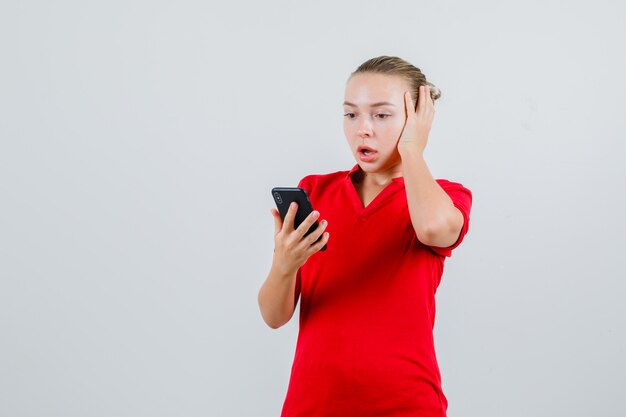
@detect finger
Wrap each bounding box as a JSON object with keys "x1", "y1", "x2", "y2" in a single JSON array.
[
  {"x1": 418, "y1": 85, "x2": 426, "y2": 112},
  {"x1": 403, "y1": 92, "x2": 417, "y2": 127},
  {"x1": 294, "y1": 209, "x2": 321, "y2": 239},
  {"x1": 270, "y1": 207, "x2": 283, "y2": 235},
  {"x1": 307, "y1": 229, "x2": 330, "y2": 255},
  {"x1": 404, "y1": 91, "x2": 408, "y2": 113},
  {"x1": 404, "y1": 91, "x2": 414, "y2": 118},
  {"x1": 304, "y1": 218, "x2": 327, "y2": 246},
  {"x1": 426, "y1": 85, "x2": 434, "y2": 109},
  {"x1": 426, "y1": 85, "x2": 435, "y2": 117},
  {"x1": 283, "y1": 201, "x2": 298, "y2": 232}
]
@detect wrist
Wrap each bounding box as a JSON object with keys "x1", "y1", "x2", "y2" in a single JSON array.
[
  {"x1": 398, "y1": 144, "x2": 424, "y2": 159},
  {"x1": 270, "y1": 259, "x2": 298, "y2": 281}
]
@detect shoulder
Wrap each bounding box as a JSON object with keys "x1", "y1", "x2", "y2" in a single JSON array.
[
  {"x1": 298, "y1": 168, "x2": 350, "y2": 191},
  {"x1": 435, "y1": 178, "x2": 473, "y2": 215},
  {"x1": 435, "y1": 178, "x2": 472, "y2": 199},
  {"x1": 435, "y1": 178, "x2": 471, "y2": 192}
]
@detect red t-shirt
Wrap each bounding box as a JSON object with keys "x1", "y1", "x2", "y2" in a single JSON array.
[{"x1": 280, "y1": 164, "x2": 472, "y2": 417}]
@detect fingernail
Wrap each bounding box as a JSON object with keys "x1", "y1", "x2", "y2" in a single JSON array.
[{"x1": 312, "y1": 211, "x2": 319, "y2": 218}]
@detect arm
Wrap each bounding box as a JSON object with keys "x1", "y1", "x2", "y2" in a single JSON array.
[
  {"x1": 397, "y1": 85, "x2": 463, "y2": 248},
  {"x1": 258, "y1": 266, "x2": 299, "y2": 329},
  {"x1": 257, "y1": 203, "x2": 328, "y2": 329},
  {"x1": 398, "y1": 147, "x2": 464, "y2": 248}
]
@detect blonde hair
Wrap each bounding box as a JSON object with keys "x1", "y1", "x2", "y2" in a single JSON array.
[{"x1": 348, "y1": 55, "x2": 441, "y2": 108}]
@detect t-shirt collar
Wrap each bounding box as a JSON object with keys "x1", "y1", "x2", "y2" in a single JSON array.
[{"x1": 348, "y1": 163, "x2": 361, "y2": 177}]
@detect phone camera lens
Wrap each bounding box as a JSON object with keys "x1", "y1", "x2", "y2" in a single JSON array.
[{"x1": 274, "y1": 192, "x2": 283, "y2": 204}]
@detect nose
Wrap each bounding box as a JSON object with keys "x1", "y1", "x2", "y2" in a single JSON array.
[{"x1": 356, "y1": 116, "x2": 373, "y2": 137}]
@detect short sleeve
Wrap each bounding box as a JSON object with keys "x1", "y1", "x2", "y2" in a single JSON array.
[
  {"x1": 428, "y1": 179, "x2": 473, "y2": 257},
  {"x1": 297, "y1": 175, "x2": 311, "y2": 195}
]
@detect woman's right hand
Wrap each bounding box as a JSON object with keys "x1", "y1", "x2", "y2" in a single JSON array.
[{"x1": 270, "y1": 202, "x2": 329, "y2": 276}]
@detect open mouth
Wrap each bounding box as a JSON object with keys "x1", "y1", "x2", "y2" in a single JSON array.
[
  {"x1": 358, "y1": 146, "x2": 377, "y2": 155},
  {"x1": 357, "y1": 146, "x2": 378, "y2": 161}
]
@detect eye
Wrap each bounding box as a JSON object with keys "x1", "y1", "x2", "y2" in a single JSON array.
[
  {"x1": 376, "y1": 114, "x2": 391, "y2": 119},
  {"x1": 343, "y1": 113, "x2": 356, "y2": 119}
]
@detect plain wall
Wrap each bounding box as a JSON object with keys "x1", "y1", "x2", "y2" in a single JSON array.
[{"x1": 1, "y1": 0, "x2": 625, "y2": 416}]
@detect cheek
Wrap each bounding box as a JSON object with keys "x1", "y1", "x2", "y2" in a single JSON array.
[
  {"x1": 343, "y1": 122, "x2": 352, "y2": 138},
  {"x1": 392, "y1": 115, "x2": 406, "y2": 130},
  {"x1": 381, "y1": 119, "x2": 405, "y2": 142}
]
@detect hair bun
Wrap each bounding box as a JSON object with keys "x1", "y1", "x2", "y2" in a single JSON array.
[{"x1": 426, "y1": 82, "x2": 442, "y2": 101}]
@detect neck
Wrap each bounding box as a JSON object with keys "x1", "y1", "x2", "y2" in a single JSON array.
[{"x1": 355, "y1": 162, "x2": 403, "y2": 187}]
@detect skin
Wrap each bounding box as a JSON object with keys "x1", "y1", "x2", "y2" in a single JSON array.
[
  {"x1": 342, "y1": 71, "x2": 464, "y2": 247},
  {"x1": 260, "y1": 199, "x2": 327, "y2": 328},
  {"x1": 259, "y1": 70, "x2": 464, "y2": 328},
  {"x1": 343, "y1": 72, "x2": 408, "y2": 187}
]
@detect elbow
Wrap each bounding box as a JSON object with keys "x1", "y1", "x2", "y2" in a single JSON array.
[
  {"x1": 416, "y1": 228, "x2": 438, "y2": 247},
  {"x1": 257, "y1": 282, "x2": 296, "y2": 330},
  {"x1": 418, "y1": 209, "x2": 464, "y2": 247},
  {"x1": 263, "y1": 316, "x2": 287, "y2": 330},
  {"x1": 258, "y1": 297, "x2": 289, "y2": 330},
  {"x1": 262, "y1": 314, "x2": 282, "y2": 329},
  {"x1": 415, "y1": 219, "x2": 447, "y2": 247}
]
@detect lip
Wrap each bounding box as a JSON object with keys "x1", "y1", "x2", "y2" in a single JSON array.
[
  {"x1": 359, "y1": 152, "x2": 377, "y2": 162},
  {"x1": 357, "y1": 145, "x2": 378, "y2": 162},
  {"x1": 357, "y1": 145, "x2": 377, "y2": 153}
]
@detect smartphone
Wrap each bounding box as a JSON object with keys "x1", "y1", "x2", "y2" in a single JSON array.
[{"x1": 271, "y1": 187, "x2": 327, "y2": 251}]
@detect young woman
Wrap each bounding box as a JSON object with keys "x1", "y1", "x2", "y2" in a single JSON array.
[{"x1": 258, "y1": 55, "x2": 472, "y2": 417}]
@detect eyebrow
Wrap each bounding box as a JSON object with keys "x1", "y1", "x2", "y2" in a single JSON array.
[{"x1": 343, "y1": 101, "x2": 396, "y2": 108}]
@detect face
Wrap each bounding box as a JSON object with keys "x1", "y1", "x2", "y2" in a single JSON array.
[{"x1": 343, "y1": 72, "x2": 411, "y2": 175}]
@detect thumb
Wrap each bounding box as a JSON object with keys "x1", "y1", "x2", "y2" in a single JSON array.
[
  {"x1": 404, "y1": 91, "x2": 413, "y2": 116},
  {"x1": 270, "y1": 208, "x2": 283, "y2": 235}
]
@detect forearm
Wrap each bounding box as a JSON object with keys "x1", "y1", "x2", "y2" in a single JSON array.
[
  {"x1": 257, "y1": 265, "x2": 298, "y2": 329},
  {"x1": 399, "y1": 147, "x2": 459, "y2": 245}
]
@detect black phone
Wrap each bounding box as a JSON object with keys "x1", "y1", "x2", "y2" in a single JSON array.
[{"x1": 271, "y1": 187, "x2": 327, "y2": 251}]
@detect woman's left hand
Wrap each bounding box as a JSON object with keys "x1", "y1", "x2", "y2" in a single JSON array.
[{"x1": 397, "y1": 85, "x2": 435, "y2": 155}]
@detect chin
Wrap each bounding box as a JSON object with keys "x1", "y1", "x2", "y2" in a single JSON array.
[
  {"x1": 356, "y1": 159, "x2": 383, "y2": 172},
  {"x1": 357, "y1": 153, "x2": 400, "y2": 171}
]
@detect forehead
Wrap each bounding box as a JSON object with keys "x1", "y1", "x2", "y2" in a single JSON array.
[{"x1": 344, "y1": 73, "x2": 409, "y2": 105}]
